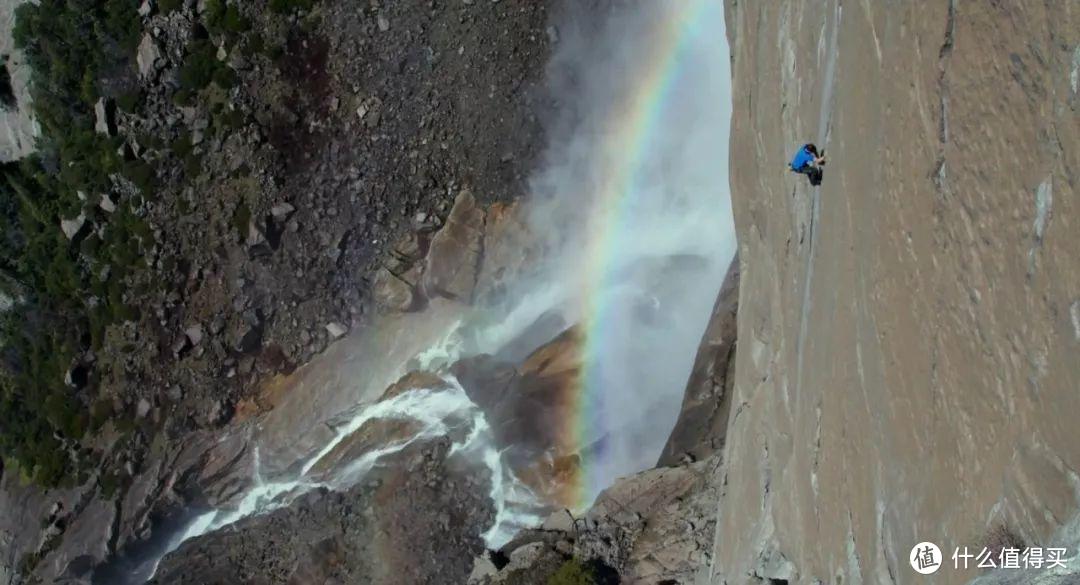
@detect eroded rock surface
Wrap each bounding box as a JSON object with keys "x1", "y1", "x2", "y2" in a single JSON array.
[
  {"x1": 151, "y1": 439, "x2": 493, "y2": 585},
  {"x1": 475, "y1": 456, "x2": 722, "y2": 585}
]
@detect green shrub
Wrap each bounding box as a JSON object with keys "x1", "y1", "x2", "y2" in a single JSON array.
[
  {"x1": 232, "y1": 201, "x2": 251, "y2": 237},
  {"x1": 89, "y1": 398, "x2": 112, "y2": 431},
  {"x1": 179, "y1": 39, "x2": 237, "y2": 93},
  {"x1": 547, "y1": 559, "x2": 597, "y2": 585},
  {"x1": 1, "y1": 0, "x2": 160, "y2": 487},
  {"x1": 179, "y1": 40, "x2": 219, "y2": 90},
  {"x1": 244, "y1": 33, "x2": 265, "y2": 57},
  {"x1": 103, "y1": 0, "x2": 142, "y2": 52},
  {"x1": 221, "y1": 4, "x2": 252, "y2": 34},
  {"x1": 158, "y1": 0, "x2": 183, "y2": 14},
  {"x1": 215, "y1": 108, "x2": 245, "y2": 133},
  {"x1": 172, "y1": 88, "x2": 194, "y2": 107},
  {"x1": 212, "y1": 66, "x2": 237, "y2": 89},
  {"x1": 124, "y1": 160, "x2": 156, "y2": 195},
  {"x1": 269, "y1": 0, "x2": 316, "y2": 15},
  {"x1": 116, "y1": 90, "x2": 142, "y2": 112},
  {"x1": 171, "y1": 131, "x2": 193, "y2": 158},
  {"x1": 99, "y1": 471, "x2": 121, "y2": 498}
]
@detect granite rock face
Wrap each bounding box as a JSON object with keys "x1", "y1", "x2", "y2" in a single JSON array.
[
  {"x1": 0, "y1": 0, "x2": 37, "y2": 161},
  {"x1": 712, "y1": 1, "x2": 1080, "y2": 584}
]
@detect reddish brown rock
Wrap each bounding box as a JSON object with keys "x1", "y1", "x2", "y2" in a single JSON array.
[
  {"x1": 380, "y1": 370, "x2": 452, "y2": 401},
  {"x1": 423, "y1": 190, "x2": 486, "y2": 302},
  {"x1": 372, "y1": 267, "x2": 417, "y2": 312},
  {"x1": 306, "y1": 418, "x2": 424, "y2": 479},
  {"x1": 474, "y1": 200, "x2": 542, "y2": 305}
]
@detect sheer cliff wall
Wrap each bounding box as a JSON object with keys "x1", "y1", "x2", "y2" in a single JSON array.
[{"x1": 714, "y1": 1, "x2": 1079, "y2": 583}]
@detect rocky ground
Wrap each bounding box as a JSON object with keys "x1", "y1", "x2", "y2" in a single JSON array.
[
  {"x1": 108, "y1": 0, "x2": 555, "y2": 437},
  {"x1": 0, "y1": 0, "x2": 562, "y2": 581}
]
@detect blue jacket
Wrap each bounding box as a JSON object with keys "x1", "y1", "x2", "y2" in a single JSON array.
[{"x1": 790, "y1": 146, "x2": 815, "y2": 170}]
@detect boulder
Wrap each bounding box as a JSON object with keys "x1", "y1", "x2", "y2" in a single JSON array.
[
  {"x1": 270, "y1": 202, "x2": 295, "y2": 222},
  {"x1": 372, "y1": 267, "x2": 415, "y2": 312},
  {"x1": 422, "y1": 190, "x2": 485, "y2": 302},
  {"x1": 324, "y1": 322, "x2": 347, "y2": 339},
  {"x1": 99, "y1": 193, "x2": 116, "y2": 213},
  {"x1": 94, "y1": 97, "x2": 115, "y2": 135},
  {"x1": 60, "y1": 213, "x2": 87, "y2": 240},
  {"x1": 245, "y1": 219, "x2": 266, "y2": 247},
  {"x1": 135, "y1": 398, "x2": 151, "y2": 419},
  {"x1": 136, "y1": 34, "x2": 161, "y2": 79},
  {"x1": 540, "y1": 509, "x2": 575, "y2": 532},
  {"x1": 184, "y1": 324, "x2": 204, "y2": 346}
]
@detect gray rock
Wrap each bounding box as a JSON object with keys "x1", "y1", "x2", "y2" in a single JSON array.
[
  {"x1": 467, "y1": 554, "x2": 497, "y2": 583},
  {"x1": 167, "y1": 385, "x2": 183, "y2": 401},
  {"x1": 99, "y1": 193, "x2": 117, "y2": 213},
  {"x1": 325, "y1": 322, "x2": 348, "y2": 339},
  {"x1": 246, "y1": 220, "x2": 266, "y2": 247},
  {"x1": 171, "y1": 335, "x2": 190, "y2": 356},
  {"x1": 136, "y1": 398, "x2": 151, "y2": 419},
  {"x1": 137, "y1": 34, "x2": 162, "y2": 79},
  {"x1": 754, "y1": 547, "x2": 798, "y2": 582},
  {"x1": 372, "y1": 268, "x2": 415, "y2": 312},
  {"x1": 94, "y1": 98, "x2": 115, "y2": 135},
  {"x1": 546, "y1": 25, "x2": 559, "y2": 44},
  {"x1": 506, "y1": 542, "x2": 546, "y2": 571},
  {"x1": 61, "y1": 213, "x2": 86, "y2": 240},
  {"x1": 270, "y1": 202, "x2": 296, "y2": 221},
  {"x1": 541, "y1": 509, "x2": 575, "y2": 532},
  {"x1": 185, "y1": 324, "x2": 204, "y2": 346},
  {"x1": 35, "y1": 499, "x2": 116, "y2": 582}
]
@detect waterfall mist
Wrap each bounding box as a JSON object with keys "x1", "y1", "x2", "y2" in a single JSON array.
[{"x1": 471, "y1": 0, "x2": 736, "y2": 504}]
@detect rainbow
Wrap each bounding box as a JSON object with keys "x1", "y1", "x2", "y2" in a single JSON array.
[{"x1": 562, "y1": 0, "x2": 721, "y2": 509}]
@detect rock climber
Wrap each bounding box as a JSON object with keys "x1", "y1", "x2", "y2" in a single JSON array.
[{"x1": 789, "y1": 143, "x2": 826, "y2": 186}]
